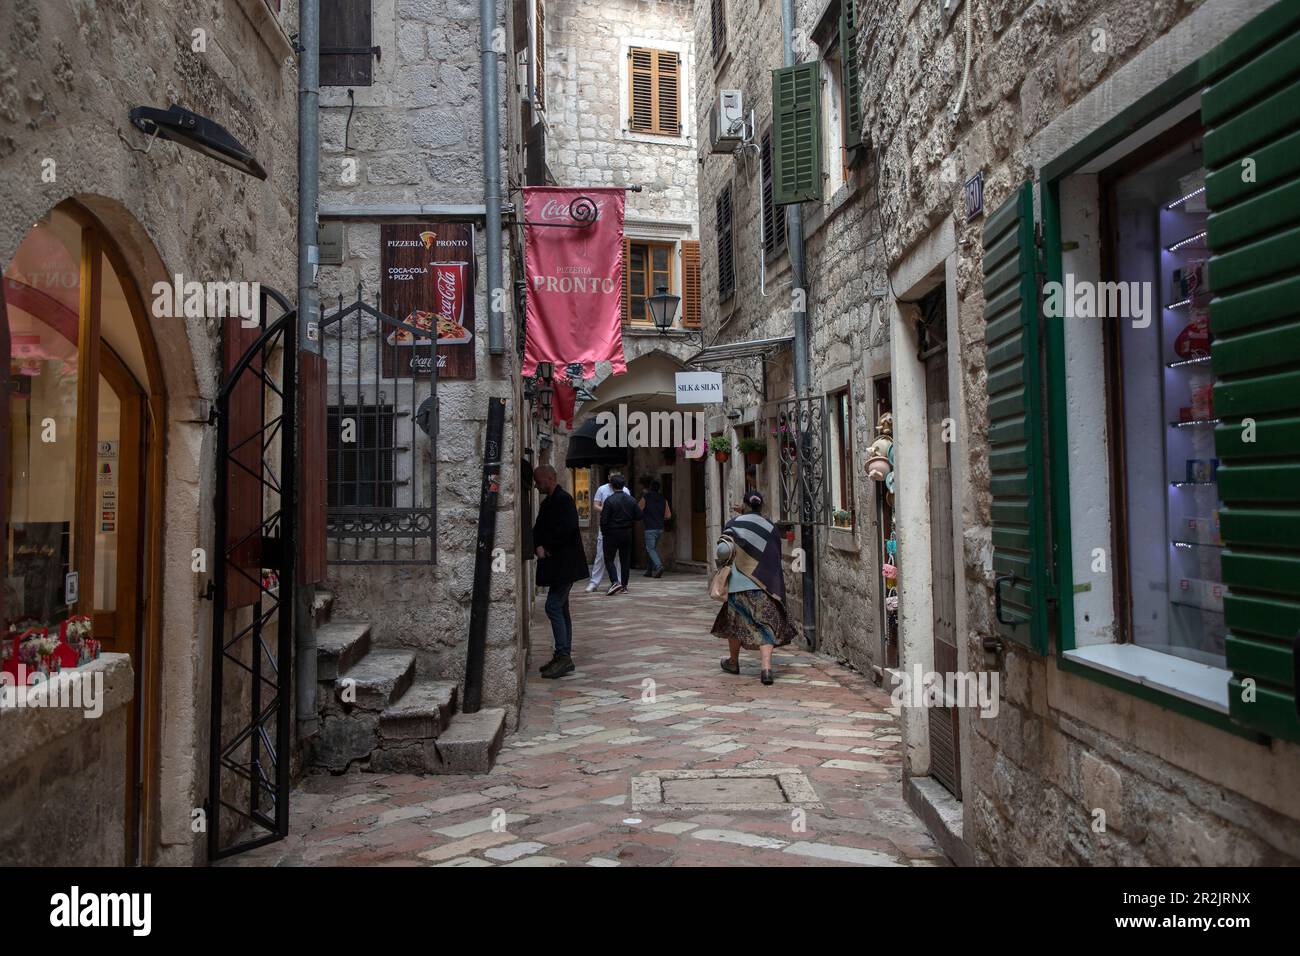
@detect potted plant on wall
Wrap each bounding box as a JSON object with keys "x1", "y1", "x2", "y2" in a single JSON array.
[
  {"x1": 738, "y1": 436, "x2": 767, "y2": 465},
  {"x1": 710, "y1": 435, "x2": 732, "y2": 463}
]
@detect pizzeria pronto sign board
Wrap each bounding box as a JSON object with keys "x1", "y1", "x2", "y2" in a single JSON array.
[{"x1": 380, "y1": 222, "x2": 476, "y2": 380}]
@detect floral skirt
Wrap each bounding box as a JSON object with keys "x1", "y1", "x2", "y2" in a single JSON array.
[{"x1": 711, "y1": 590, "x2": 798, "y2": 650}]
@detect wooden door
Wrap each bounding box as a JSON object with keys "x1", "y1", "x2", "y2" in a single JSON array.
[
  {"x1": 925, "y1": 348, "x2": 961, "y2": 799},
  {"x1": 690, "y1": 457, "x2": 706, "y2": 562},
  {"x1": 92, "y1": 346, "x2": 147, "y2": 860}
]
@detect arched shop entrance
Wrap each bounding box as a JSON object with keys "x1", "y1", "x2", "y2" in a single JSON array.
[{"x1": 2, "y1": 201, "x2": 166, "y2": 864}]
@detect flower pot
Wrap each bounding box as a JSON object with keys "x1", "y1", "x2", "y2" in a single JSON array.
[
  {"x1": 744, "y1": 451, "x2": 766, "y2": 465},
  {"x1": 714, "y1": 451, "x2": 730, "y2": 463},
  {"x1": 866, "y1": 455, "x2": 892, "y2": 482}
]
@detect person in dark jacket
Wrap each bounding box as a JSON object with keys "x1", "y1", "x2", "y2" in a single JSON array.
[
  {"x1": 599, "y1": 474, "x2": 641, "y2": 595},
  {"x1": 532, "y1": 465, "x2": 589, "y2": 678}
]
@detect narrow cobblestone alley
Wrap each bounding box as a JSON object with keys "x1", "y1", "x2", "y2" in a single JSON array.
[{"x1": 225, "y1": 576, "x2": 947, "y2": 867}]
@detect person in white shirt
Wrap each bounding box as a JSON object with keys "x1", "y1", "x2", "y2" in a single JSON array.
[{"x1": 586, "y1": 475, "x2": 623, "y2": 591}]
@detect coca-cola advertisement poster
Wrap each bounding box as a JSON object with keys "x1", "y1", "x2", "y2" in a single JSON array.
[
  {"x1": 523, "y1": 187, "x2": 627, "y2": 381},
  {"x1": 380, "y1": 222, "x2": 476, "y2": 380}
]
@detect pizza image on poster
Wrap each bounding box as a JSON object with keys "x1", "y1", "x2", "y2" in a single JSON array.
[{"x1": 380, "y1": 223, "x2": 477, "y2": 379}]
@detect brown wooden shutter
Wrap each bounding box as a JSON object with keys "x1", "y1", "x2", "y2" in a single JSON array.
[
  {"x1": 621, "y1": 236, "x2": 632, "y2": 323},
  {"x1": 629, "y1": 48, "x2": 654, "y2": 133},
  {"x1": 298, "y1": 351, "x2": 328, "y2": 585},
  {"x1": 223, "y1": 321, "x2": 264, "y2": 608},
  {"x1": 657, "y1": 51, "x2": 680, "y2": 135},
  {"x1": 535, "y1": 0, "x2": 546, "y2": 111},
  {"x1": 320, "y1": 0, "x2": 373, "y2": 87},
  {"x1": 681, "y1": 240, "x2": 701, "y2": 328}
]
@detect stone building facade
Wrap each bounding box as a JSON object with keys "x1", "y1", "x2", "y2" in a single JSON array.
[
  {"x1": 314, "y1": 0, "x2": 524, "y2": 729},
  {"x1": 691, "y1": 0, "x2": 890, "y2": 673},
  {"x1": 855, "y1": 0, "x2": 1300, "y2": 864},
  {"x1": 0, "y1": 0, "x2": 299, "y2": 865}
]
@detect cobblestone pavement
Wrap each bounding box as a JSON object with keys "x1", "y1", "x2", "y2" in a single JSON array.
[{"x1": 225, "y1": 575, "x2": 948, "y2": 867}]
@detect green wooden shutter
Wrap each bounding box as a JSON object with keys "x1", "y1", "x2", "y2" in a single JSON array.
[
  {"x1": 771, "y1": 62, "x2": 822, "y2": 205},
  {"x1": 984, "y1": 183, "x2": 1050, "y2": 654},
  {"x1": 1202, "y1": 2, "x2": 1300, "y2": 743},
  {"x1": 840, "y1": 0, "x2": 863, "y2": 148}
]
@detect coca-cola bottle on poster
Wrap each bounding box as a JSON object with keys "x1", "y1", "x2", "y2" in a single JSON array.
[{"x1": 432, "y1": 261, "x2": 471, "y2": 344}]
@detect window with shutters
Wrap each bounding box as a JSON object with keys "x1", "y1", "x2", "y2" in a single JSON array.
[
  {"x1": 710, "y1": 0, "x2": 728, "y2": 65},
  {"x1": 716, "y1": 184, "x2": 736, "y2": 302},
  {"x1": 320, "y1": 0, "x2": 374, "y2": 87},
  {"x1": 760, "y1": 129, "x2": 787, "y2": 257},
  {"x1": 771, "y1": 62, "x2": 821, "y2": 206},
  {"x1": 828, "y1": 389, "x2": 854, "y2": 530},
  {"x1": 1010, "y1": 1, "x2": 1300, "y2": 741},
  {"x1": 534, "y1": 0, "x2": 546, "y2": 111},
  {"x1": 627, "y1": 47, "x2": 681, "y2": 137}
]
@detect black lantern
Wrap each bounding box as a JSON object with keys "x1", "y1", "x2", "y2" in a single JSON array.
[
  {"x1": 128, "y1": 105, "x2": 268, "y2": 180},
  {"x1": 648, "y1": 285, "x2": 681, "y2": 333}
]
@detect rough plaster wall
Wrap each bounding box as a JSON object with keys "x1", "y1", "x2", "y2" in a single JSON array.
[
  {"x1": 859, "y1": 0, "x2": 1300, "y2": 864},
  {"x1": 317, "y1": 0, "x2": 523, "y2": 726},
  {"x1": 0, "y1": 0, "x2": 298, "y2": 865},
  {"x1": 691, "y1": 0, "x2": 885, "y2": 671}
]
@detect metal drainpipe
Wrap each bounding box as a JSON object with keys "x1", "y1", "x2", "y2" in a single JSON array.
[
  {"x1": 296, "y1": 0, "x2": 321, "y2": 738},
  {"x1": 781, "y1": 0, "x2": 818, "y2": 652},
  {"x1": 481, "y1": 0, "x2": 505, "y2": 355}
]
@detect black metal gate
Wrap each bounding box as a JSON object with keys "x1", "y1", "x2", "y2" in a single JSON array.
[
  {"x1": 207, "y1": 286, "x2": 296, "y2": 860},
  {"x1": 321, "y1": 290, "x2": 438, "y2": 565},
  {"x1": 775, "y1": 395, "x2": 829, "y2": 526}
]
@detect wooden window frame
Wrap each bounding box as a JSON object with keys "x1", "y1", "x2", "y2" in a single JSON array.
[{"x1": 624, "y1": 239, "x2": 677, "y2": 326}]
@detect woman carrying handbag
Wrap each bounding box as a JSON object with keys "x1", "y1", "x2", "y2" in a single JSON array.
[{"x1": 709, "y1": 492, "x2": 798, "y2": 685}]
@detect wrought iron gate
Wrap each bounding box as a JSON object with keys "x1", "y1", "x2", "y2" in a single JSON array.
[
  {"x1": 775, "y1": 395, "x2": 829, "y2": 526},
  {"x1": 208, "y1": 286, "x2": 296, "y2": 860},
  {"x1": 321, "y1": 290, "x2": 438, "y2": 565}
]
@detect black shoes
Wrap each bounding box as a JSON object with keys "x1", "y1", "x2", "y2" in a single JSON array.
[
  {"x1": 642, "y1": 569, "x2": 654, "y2": 577},
  {"x1": 760, "y1": 669, "x2": 774, "y2": 685},
  {"x1": 720, "y1": 658, "x2": 740, "y2": 675},
  {"x1": 541, "y1": 655, "x2": 574, "y2": 679},
  {"x1": 652, "y1": 568, "x2": 664, "y2": 578},
  {"x1": 537, "y1": 654, "x2": 559, "y2": 674}
]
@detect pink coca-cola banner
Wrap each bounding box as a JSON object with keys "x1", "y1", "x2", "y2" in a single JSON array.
[{"x1": 523, "y1": 187, "x2": 626, "y2": 381}]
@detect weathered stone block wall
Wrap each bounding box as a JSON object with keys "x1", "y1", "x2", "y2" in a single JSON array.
[
  {"x1": 691, "y1": 0, "x2": 887, "y2": 671},
  {"x1": 317, "y1": 0, "x2": 523, "y2": 725},
  {"x1": 0, "y1": 0, "x2": 299, "y2": 865},
  {"x1": 858, "y1": 0, "x2": 1300, "y2": 864}
]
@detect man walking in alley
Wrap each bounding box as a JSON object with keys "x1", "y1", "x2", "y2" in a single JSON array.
[
  {"x1": 600, "y1": 474, "x2": 641, "y2": 594},
  {"x1": 638, "y1": 478, "x2": 671, "y2": 578},
  {"x1": 532, "y1": 465, "x2": 589, "y2": 678},
  {"x1": 586, "y1": 473, "x2": 620, "y2": 592}
]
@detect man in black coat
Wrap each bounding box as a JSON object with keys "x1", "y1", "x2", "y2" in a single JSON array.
[
  {"x1": 599, "y1": 474, "x2": 641, "y2": 595},
  {"x1": 532, "y1": 465, "x2": 589, "y2": 678}
]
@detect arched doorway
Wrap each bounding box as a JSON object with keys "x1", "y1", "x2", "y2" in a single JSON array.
[{"x1": 2, "y1": 201, "x2": 166, "y2": 864}]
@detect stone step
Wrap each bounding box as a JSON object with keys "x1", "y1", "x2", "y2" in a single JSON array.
[
  {"x1": 369, "y1": 707, "x2": 506, "y2": 775},
  {"x1": 315, "y1": 620, "x2": 371, "y2": 680},
  {"x1": 312, "y1": 589, "x2": 335, "y2": 627},
  {"x1": 379, "y1": 680, "x2": 459, "y2": 742},
  {"x1": 335, "y1": 648, "x2": 415, "y2": 712}
]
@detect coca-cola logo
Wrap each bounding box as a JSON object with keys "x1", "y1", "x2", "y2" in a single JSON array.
[
  {"x1": 537, "y1": 198, "x2": 605, "y2": 222},
  {"x1": 437, "y1": 268, "x2": 460, "y2": 323}
]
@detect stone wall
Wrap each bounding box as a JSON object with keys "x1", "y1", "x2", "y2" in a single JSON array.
[
  {"x1": 691, "y1": 0, "x2": 887, "y2": 671},
  {"x1": 857, "y1": 0, "x2": 1300, "y2": 864},
  {"x1": 0, "y1": 0, "x2": 299, "y2": 865},
  {"x1": 317, "y1": 0, "x2": 524, "y2": 726}
]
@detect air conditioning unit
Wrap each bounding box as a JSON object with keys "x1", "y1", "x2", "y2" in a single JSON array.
[{"x1": 709, "y1": 90, "x2": 745, "y2": 154}]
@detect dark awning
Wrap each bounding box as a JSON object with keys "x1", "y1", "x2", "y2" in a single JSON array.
[
  {"x1": 564, "y1": 416, "x2": 629, "y2": 468},
  {"x1": 684, "y1": 334, "x2": 793, "y2": 366}
]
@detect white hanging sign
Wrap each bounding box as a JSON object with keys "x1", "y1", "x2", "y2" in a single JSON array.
[{"x1": 675, "y1": 371, "x2": 724, "y2": 405}]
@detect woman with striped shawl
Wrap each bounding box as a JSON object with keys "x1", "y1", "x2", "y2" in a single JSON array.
[{"x1": 712, "y1": 492, "x2": 799, "y2": 685}]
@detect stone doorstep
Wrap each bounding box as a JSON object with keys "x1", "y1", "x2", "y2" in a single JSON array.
[
  {"x1": 903, "y1": 775, "x2": 970, "y2": 868},
  {"x1": 315, "y1": 620, "x2": 372, "y2": 680},
  {"x1": 630, "y1": 767, "x2": 823, "y2": 812},
  {"x1": 379, "y1": 680, "x2": 458, "y2": 741},
  {"x1": 336, "y1": 648, "x2": 416, "y2": 712}
]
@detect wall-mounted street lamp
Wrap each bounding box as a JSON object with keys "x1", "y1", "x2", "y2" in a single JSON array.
[
  {"x1": 648, "y1": 285, "x2": 683, "y2": 334},
  {"x1": 128, "y1": 105, "x2": 268, "y2": 180}
]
